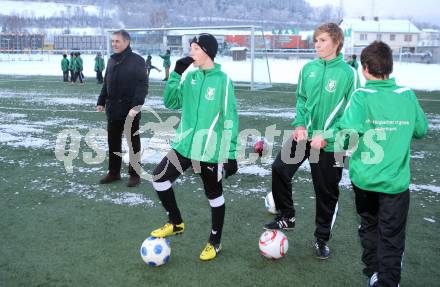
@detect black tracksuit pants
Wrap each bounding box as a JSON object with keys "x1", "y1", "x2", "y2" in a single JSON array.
[
  {"x1": 152, "y1": 149, "x2": 225, "y2": 245},
  {"x1": 63, "y1": 71, "x2": 69, "y2": 82},
  {"x1": 96, "y1": 71, "x2": 103, "y2": 83},
  {"x1": 272, "y1": 138, "x2": 343, "y2": 241},
  {"x1": 353, "y1": 184, "x2": 409, "y2": 287},
  {"x1": 73, "y1": 71, "x2": 83, "y2": 83},
  {"x1": 107, "y1": 116, "x2": 141, "y2": 177}
]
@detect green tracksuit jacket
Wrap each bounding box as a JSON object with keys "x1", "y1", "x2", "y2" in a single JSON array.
[
  {"x1": 163, "y1": 64, "x2": 238, "y2": 163},
  {"x1": 61, "y1": 58, "x2": 69, "y2": 72},
  {"x1": 68, "y1": 56, "x2": 74, "y2": 71},
  {"x1": 76, "y1": 57, "x2": 83, "y2": 72},
  {"x1": 292, "y1": 53, "x2": 360, "y2": 152},
  {"x1": 94, "y1": 57, "x2": 105, "y2": 72},
  {"x1": 71, "y1": 57, "x2": 78, "y2": 72},
  {"x1": 338, "y1": 78, "x2": 428, "y2": 193},
  {"x1": 159, "y1": 53, "x2": 171, "y2": 68}
]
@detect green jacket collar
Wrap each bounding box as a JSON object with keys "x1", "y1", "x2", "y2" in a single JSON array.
[
  {"x1": 365, "y1": 78, "x2": 396, "y2": 89},
  {"x1": 317, "y1": 53, "x2": 343, "y2": 67},
  {"x1": 199, "y1": 63, "x2": 221, "y2": 74}
]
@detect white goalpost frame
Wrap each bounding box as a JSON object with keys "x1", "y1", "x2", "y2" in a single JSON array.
[{"x1": 106, "y1": 25, "x2": 272, "y2": 90}]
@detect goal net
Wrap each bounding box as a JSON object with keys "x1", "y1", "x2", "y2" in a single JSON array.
[{"x1": 106, "y1": 26, "x2": 272, "y2": 90}]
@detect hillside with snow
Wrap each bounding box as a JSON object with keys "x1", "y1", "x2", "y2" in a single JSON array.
[{"x1": 1, "y1": 0, "x2": 109, "y2": 18}]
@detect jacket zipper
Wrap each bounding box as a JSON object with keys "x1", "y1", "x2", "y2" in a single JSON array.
[
  {"x1": 187, "y1": 71, "x2": 206, "y2": 156},
  {"x1": 316, "y1": 60, "x2": 327, "y2": 132}
]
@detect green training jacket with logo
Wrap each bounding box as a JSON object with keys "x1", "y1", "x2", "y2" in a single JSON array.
[
  {"x1": 292, "y1": 53, "x2": 360, "y2": 152},
  {"x1": 338, "y1": 78, "x2": 428, "y2": 193},
  {"x1": 163, "y1": 64, "x2": 238, "y2": 163}
]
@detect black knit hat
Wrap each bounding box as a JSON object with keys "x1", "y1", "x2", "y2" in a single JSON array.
[{"x1": 190, "y1": 33, "x2": 218, "y2": 60}]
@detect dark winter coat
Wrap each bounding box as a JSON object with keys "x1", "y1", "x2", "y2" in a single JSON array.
[{"x1": 97, "y1": 46, "x2": 148, "y2": 121}]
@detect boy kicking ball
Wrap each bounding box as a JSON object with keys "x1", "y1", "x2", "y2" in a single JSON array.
[{"x1": 338, "y1": 41, "x2": 428, "y2": 287}]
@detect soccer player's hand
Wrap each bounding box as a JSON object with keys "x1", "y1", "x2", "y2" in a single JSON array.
[
  {"x1": 174, "y1": 56, "x2": 194, "y2": 75},
  {"x1": 223, "y1": 159, "x2": 238, "y2": 179},
  {"x1": 96, "y1": 105, "x2": 104, "y2": 112},
  {"x1": 310, "y1": 134, "x2": 327, "y2": 149},
  {"x1": 293, "y1": 126, "x2": 307, "y2": 142}
]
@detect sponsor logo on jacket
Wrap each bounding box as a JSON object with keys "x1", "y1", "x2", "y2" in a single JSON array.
[{"x1": 205, "y1": 87, "x2": 216, "y2": 100}]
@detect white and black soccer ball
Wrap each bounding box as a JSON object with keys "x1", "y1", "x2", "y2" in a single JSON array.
[
  {"x1": 264, "y1": 192, "x2": 278, "y2": 215},
  {"x1": 140, "y1": 236, "x2": 171, "y2": 267},
  {"x1": 259, "y1": 230, "x2": 288, "y2": 259}
]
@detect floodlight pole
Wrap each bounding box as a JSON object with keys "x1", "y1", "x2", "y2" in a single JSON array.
[{"x1": 106, "y1": 32, "x2": 111, "y2": 60}]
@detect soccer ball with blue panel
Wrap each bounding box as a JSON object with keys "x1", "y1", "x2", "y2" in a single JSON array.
[{"x1": 140, "y1": 236, "x2": 171, "y2": 267}]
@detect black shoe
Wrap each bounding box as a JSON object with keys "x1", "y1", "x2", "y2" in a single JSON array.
[
  {"x1": 264, "y1": 215, "x2": 295, "y2": 231},
  {"x1": 314, "y1": 238, "x2": 330, "y2": 259},
  {"x1": 127, "y1": 175, "x2": 140, "y2": 187},
  {"x1": 99, "y1": 173, "x2": 121, "y2": 184},
  {"x1": 162, "y1": 78, "x2": 168, "y2": 81},
  {"x1": 367, "y1": 272, "x2": 378, "y2": 287}
]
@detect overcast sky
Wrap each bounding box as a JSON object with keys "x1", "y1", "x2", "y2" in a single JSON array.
[{"x1": 305, "y1": 0, "x2": 440, "y2": 25}]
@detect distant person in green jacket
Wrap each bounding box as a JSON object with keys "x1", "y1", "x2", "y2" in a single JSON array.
[
  {"x1": 338, "y1": 41, "x2": 428, "y2": 287},
  {"x1": 78, "y1": 52, "x2": 85, "y2": 84},
  {"x1": 68, "y1": 52, "x2": 74, "y2": 82},
  {"x1": 263, "y1": 23, "x2": 360, "y2": 260},
  {"x1": 159, "y1": 49, "x2": 171, "y2": 81},
  {"x1": 69, "y1": 53, "x2": 77, "y2": 84},
  {"x1": 71, "y1": 52, "x2": 84, "y2": 85},
  {"x1": 149, "y1": 33, "x2": 238, "y2": 261},
  {"x1": 347, "y1": 54, "x2": 359, "y2": 69},
  {"x1": 61, "y1": 53, "x2": 69, "y2": 82},
  {"x1": 94, "y1": 52, "x2": 105, "y2": 84}
]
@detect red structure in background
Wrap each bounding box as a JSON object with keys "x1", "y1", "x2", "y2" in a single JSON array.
[{"x1": 224, "y1": 34, "x2": 308, "y2": 50}]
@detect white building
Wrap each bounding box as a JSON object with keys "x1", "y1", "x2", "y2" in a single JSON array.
[
  {"x1": 419, "y1": 29, "x2": 440, "y2": 47},
  {"x1": 339, "y1": 17, "x2": 421, "y2": 55}
]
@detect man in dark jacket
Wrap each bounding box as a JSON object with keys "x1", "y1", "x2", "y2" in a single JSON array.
[{"x1": 96, "y1": 29, "x2": 148, "y2": 187}]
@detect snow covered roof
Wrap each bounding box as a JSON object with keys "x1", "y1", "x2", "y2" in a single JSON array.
[{"x1": 340, "y1": 18, "x2": 420, "y2": 34}]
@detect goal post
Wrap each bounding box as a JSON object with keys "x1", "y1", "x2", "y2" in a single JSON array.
[{"x1": 106, "y1": 26, "x2": 272, "y2": 90}]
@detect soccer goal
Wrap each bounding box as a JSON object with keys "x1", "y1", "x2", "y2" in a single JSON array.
[{"x1": 106, "y1": 26, "x2": 272, "y2": 90}]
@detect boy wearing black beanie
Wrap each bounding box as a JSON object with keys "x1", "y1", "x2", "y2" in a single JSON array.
[{"x1": 149, "y1": 33, "x2": 239, "y2": 261}]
